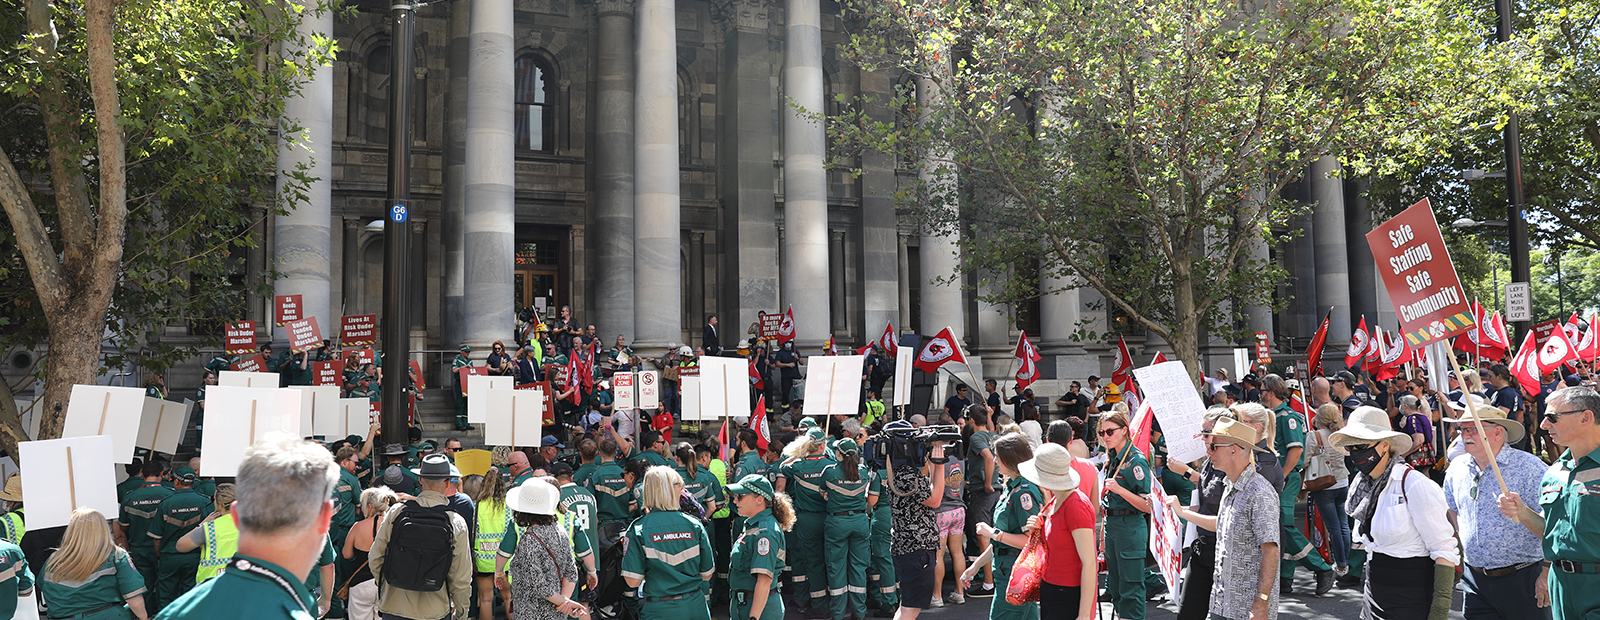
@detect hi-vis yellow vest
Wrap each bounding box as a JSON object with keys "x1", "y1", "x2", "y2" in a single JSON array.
[
  {"x1": 475, "y1": 502, "x2": 510, "y2": 573},
  {"x1": 195, "y1": 514, "x2": 238, "y2": 583}
]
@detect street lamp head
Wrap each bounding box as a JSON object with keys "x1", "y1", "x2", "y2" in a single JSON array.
[{"x1": 1453, "y1": 218, "x2": 1478, "y2": 228}]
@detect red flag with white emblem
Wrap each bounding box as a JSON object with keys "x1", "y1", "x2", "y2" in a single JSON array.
[
  {"x1": 749, "y1": 395, "x2": 771, "y2": 452},
  {"x1": 776, "y1": 306, "x2": 797, "y2": 344},
  {"x1": 1480, "y1": 311, "x2": 1510, "y2": 361},
  {"x1": 1346, "y1": 316, "x2": 1370, "y2": 369},
  {"x1": 1014, "y1": 332, "x2": 1044, "y2": 390},
  {"x1": 1111, "y1": 336, "x2": 1135, "y2": 389},
  {"x1": 914, "y1": 327, "x2": 968, "y2": 376},
  {"x1": 1509, "y1": 331, "x2": 1545, "y2": 396}
]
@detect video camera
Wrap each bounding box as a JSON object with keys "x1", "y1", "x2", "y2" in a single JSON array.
[{"x1": 877, "y1": 423, "x2": 964, "y2": 467}]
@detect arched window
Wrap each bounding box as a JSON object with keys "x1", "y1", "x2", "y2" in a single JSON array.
[{"x1": 514, "y1": 55, "x2": 556, "y2": 153}]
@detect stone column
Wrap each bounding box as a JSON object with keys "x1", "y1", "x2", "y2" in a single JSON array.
[
  {"x1": 1345, "y1": 178, "x2": 1385, "y2": 327},
  {"x1": 713, "y1": 0, "x2": 779, "y2": 332},
  {"x1": 1288, "y1": 208, "x2": 1319, "y2": 338},
  {"x1": 830, "y1": 230, "x2": 847, "y2": 331},
  {"x1": 411, "y1": 221, "x2": 428, "y2": 328},
  {"x1": 343, "y1": 218, "x2": 361, "y2": 315},
  {"x1": 1040, "y1": 273, "x2": 1096, "y2": 381},
  {"x1": 781, "y1": 0, "x2": 831, "y2": 347},
  {"x1": 442, "y1": 0, "x2": 471, "y2": 348},
  {"x1": 463, "y1": 0, "x2": 516, "y2": 349},
  {"x1": 594, "y1": 0, "x2": 637, "y2": 339},
  {"x1": 690, "y1": 231, "x2": 707, "y2": 338},
  {"x1": 273, "y1": 1, "x2": 334, "y2": 343},
  {"x1": 1311, "y1": 156, "x2": 1352, "y2": 346},
  {"x1": 858, "y1": 68, "x2": 900, "y2": 337},
  {"x1": 897, "y1": 234, "x2": 912, "y2": 330},
  {"x1": 633, "y1": 0, "x2": 682, "y2": 350},
  {"x1": 918, "y1": 63, "x2": 963, "y2": 339}
]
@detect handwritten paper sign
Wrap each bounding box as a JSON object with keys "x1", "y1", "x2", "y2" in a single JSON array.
[
  {"x1": 61, "y1": 385, "x2": 146, "y2": 464},
  {"x1": 341, "y1": 314, "x2": 377, "y2": 347},
  {"x1": 20, "y1": 436, "x2": 118, "y2": 530},
  {"x1": 1148, "y1": 484, "x2": 1184, "y2": 595},
  {"x1": 1131, "y1": 361, "x2": 1208, "y2": 463},
  {"x1": 274, "y1": 294, "x2": 302, "y2": 327},
  {"x1": 225, "y1": 321, "x2": 257, "y2": 355}
]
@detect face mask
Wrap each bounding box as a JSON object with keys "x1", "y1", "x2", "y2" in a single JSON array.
[{"x1": 1345, "y1": 444, "x2": 1383, "y2": 476}]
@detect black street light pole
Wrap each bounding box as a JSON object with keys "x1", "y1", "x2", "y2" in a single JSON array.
[
  {"x1": 1497, "y1": 0, "x2": 1531, "y2": 343},
  {"x1": 381, "y1": 1, "x2": 416, "y2": 446}
]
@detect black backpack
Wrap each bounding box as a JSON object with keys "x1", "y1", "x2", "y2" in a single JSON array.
[{"x1": 381, "y1": 501, "x2": 455, "y2": 592}]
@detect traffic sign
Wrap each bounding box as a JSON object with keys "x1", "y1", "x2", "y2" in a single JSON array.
[
  {"x1": 389, "y1": 203, "x2": 408, "y2": 223},
  {"x1": 1506, "y1": 282, "x2": 1531, "y2": 322}
]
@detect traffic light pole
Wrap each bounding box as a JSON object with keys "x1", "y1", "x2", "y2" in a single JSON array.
[
  {"x1": 381, "y1": 1, "x2": 415, "y2": 446},
  {"x1": 1497, "y1": 0, "x2": 1530, "y2": 343}
]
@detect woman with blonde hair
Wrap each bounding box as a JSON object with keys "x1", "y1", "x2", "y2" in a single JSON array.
[
  {"x1": 776, "y1": 428, "x2": 832, "y2": 614},
  {"x1": 1306, "y1": 402, "x2": 1354, "y2": 580},
  {"x1": 39, "y1": 508, "x2": 148, "y2": 620},
  {"x1": 623, "y1": 466, "x2": 714, "y2": 620},
  {"x1": 470, "y1": 466, "x2": 511, "y2": 620},
  {"x1": 341, "y1": 486, "x2": 397, "y2": 620}
]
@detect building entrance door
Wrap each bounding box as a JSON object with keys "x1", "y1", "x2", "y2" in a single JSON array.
[{"x1": 515, "y1": 240, "x2": 563, "y2": 324}]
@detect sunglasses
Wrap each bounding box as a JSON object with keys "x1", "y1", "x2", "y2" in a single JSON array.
[
  {"x1": 1098, "y1": 426, "x2": 1124, "y2": 437},
  {"x1": 1204, "y1": 442, "x2": 1235, "y2": 452},
  {"x1": 1544, "y1": 409, "x2": 1587, "y2": 424},
  {"x1": 1344, "y1": 443, "x2": 1374, "y2": 452}
]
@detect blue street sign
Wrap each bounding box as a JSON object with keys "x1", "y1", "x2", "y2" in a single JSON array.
[{"x1": 390, "y1": 204, "x2": 408, "y2": 223}]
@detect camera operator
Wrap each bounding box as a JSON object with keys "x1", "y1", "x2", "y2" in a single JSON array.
[{"x1": 883, "y1": 420, "x2": 949, "y2": 620}]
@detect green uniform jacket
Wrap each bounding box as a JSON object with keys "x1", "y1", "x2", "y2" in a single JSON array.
[
  {"x1": 636, "y1": 451, "x2": 676, "y2": 469},
  {"x1": 120, "y1": 482, "x2": 174, "y2": 552},
  {"x1": 991, "y1": 477, "x2": 1043, "y2": 570},
  {"x1": 0, "y1": 540, "x2": 32, "y2": 620},
  {"x1": 589, "y1": 461, "x2": 634, "y2": 523},
  {"x1": 1104, "y1": 446, "x2": 1151, "y2": 512},
  {"x1": 1273, "y1": 402, "x2": 1306, "y2": 472},
  {"x1": 332, "y1": 468, "x2": 362, "y2": 534},
  {"x1": 155, "y1": 488, "x2": 214, "y2": 554},
  {"x1": 559, "y1": 483, "x2": 600, "y2": 555},
  {"x1": 573, "y1": 461, "x2": 600, "y2": 487},
  {"x1": 729, "y1": 509, "x2": 786, "y2": 594},
  {"x1": 732, "y1": 452, "x2": 769, "y2": 486},
  {"x1": 118, "y1": 476, "x2": 146, "y2": 504},
  {"x1": 1540, "y1": 449, "x2": 1600, "y2": 561},
  {"x1": 781, "y1": 454, "x2": 835, "y2": 513},
  {"x1": 677, "y1": 466, "x2": 725, "y2": 512},
  {"x1": 622, "y1": 510, "x2": 714, "y2": 598},
  {"x1": 154, "y1": 554, "x2": 317, "y2": 620},
  {"x1": 820, "y1": 466, "x2": 874, "y2": 513},
  {"x1": 39, "y1": 549, "x2": 145, "y2": 616}
]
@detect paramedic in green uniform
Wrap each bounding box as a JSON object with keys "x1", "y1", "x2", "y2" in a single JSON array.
[
  {"x1": 777, "y1": 429, "x2": 834, "y2": 613},
  {"x1": 821, "y1": 438, "x2": 874, "y2": 620},
  {"x1": 152, "y1": 467, "x2": 213, "y2": 609},
  {"x1": 966, "y1": 434, "x2": 1042, "y2": 620},
  {"x1": 118, "y1": 459, "x2": 172, "y2": 610},
  {"x1": 157, "y1": 437, "x2": 342, "y2": 619},
  {"x1": 41, "y1": 509, "x2": 149, "y2": 620},
  {"x1": 0, "y1": 537, "x2": 32, "y2": 619},
  {"x1": 675, "y1": 443, "x2": 724, "y2": 517},
  {"x1": 865, "y1": 435, "x2": 897, "y2": 615},
  {"x1": 731, "y1": 429, "x2": 770, "y2": 536},
  {"x1": 728, "y1": 474, "x2": 793, "y2": 620},
  {"x1": 452, "y1": 344, "x2": 473, "y2": 431},
  {"x1": 1499, "y1": 387, "x2": 1600, "y2": 620},
  {"x1": 1259, "y1": 376, "x2": 1335, "y2": 595},
  {"x1": 590, "y1": 439, "x2": 636, "y2": 523},
  {"x1": 1151, "y1": 432, "x2": 1194, "y2": 503},
  {"x1": 1098, "y1": 410, "x2": 1150, "y2": 620},
  {"x1": 622, "y1": 466, "x2": 715, "y2": 620}
]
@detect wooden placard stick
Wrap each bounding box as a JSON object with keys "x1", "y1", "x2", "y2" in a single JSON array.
[
  {"x1": 66, "y1": 447, "x2": 77, "y2": 509},
  {"x1": 512, "y1": 396, "x2": 518, "y2": 448},
  {"x1": 249, "y1": 400, "x2": 258, "y2": 445},
  {"x1": 1449, "y1": 349, "x2": 1511, "y2": 506},
  {"x1": 311, "y1": 391, "x2": 319, "y2": 435},
  {"x1": 98, "y1": 392, "x2": 111, "y2": 435},
  {"x1": 150, "y1": 405, "x2": 166, "y2": 455},
  {"x1": 825, "y1": 361, "x2": 843, "y2": 435}
]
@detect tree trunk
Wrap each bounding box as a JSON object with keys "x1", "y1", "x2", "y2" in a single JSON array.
[
  {"x1": 36, "y1": 303, "x2": 111, "y2": 441},
  {"x1": 0, "y1": 380, "x2": 33, "y2": 465},
  {"x1": 1170, "y1": 252, "x2": 1205, "y2": 391}
]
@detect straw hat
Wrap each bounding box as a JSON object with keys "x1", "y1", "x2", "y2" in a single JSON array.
[
  {"x1": 1200, "y1": 418, "x2": 1270, "y2": 453},
  {"x1": 506, "y1": 478, "x2": 559, "y2": 515},
  {"x1": 1442, "y1": 402, "x2": 1526, "y2": 444},
  {"x1": 1018, "y1": 443, "x2": 1080, "y2": 492},
  {"x1": 1329, "y1": 405, "x2": 1413, "y2": 455},
  {"x1": 0, "y1": 474, "x2": 20, "y2": 502}
]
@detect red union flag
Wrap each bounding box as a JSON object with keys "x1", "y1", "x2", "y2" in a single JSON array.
[
  {"x1": 1481, "y1": 311, "x2": 1510, "y2": 360},
  {"x1": 1366, "y1": 199, "x2": 1475, "y2": 348},
  {"x1": 1509, "y1": 331, "x2": 1544, "y2": 395},
  {"x1": 749, "y1": 395, "x2": 771, "y2": 452},
  {"x1": 1581, "y1": 314, "x2": 1600, "y2": 363},
  {"x1": 878, "y1": 323, "x2": 899, "y2": 354},
  {"x1": 1110, "y1": 336, "x2": 1134, "y2": 388},
  {"x1": 225, "y1": 321, "x2": 257, "y2": 355},
  {"x1": 775, "y1": 307, "x2": 796, "y2": 344},
  {"x1": 1539, "y1": 326, "x2": 1579, "y2": 372},
  {"x1": 914, "y1": 327, "x2": 967, "y2": 375}
]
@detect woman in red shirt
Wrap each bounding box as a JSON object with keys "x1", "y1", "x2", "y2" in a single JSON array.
[{"x1": 1019, "y1": 443, "x2": 1098, "y2": 620}]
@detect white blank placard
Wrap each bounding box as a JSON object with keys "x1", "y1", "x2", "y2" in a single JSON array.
[
  {"x1": 468, "y1": 375, "x2": 514, "y2": 424},
  {"x1": 485, "y1": 388, "x2": 543, "y2": 448},
  {"x1": 802, "y1": 356, "x2": 866, "y2": 417},
  {"x1": 340, "y1": 398, "x2": 372, "y2": 439},
  {"x1": 200, "y1": 386, "x2": 303, "y2": 477},
  {"x1": 681, "y1": 375, "x2": 700, "y2": 420},
  {"x1": 292, "y1": 386, "x2": 343, "y2": 439},
  {"x1": 19, "y1": 435, "x2": 118, "y2": 530},
  {"x1": 61, "y1": 385, "x2": 146, "y2": 464},
  {"x1": 893, "y1": 346, "x2": 914, "y2": 407},
  {"x1": 218, "y1": 370, "x2": 280, "y2": 388},
  {"x1": 136, "y1": 397, "x2": 190, "y2": 456},
  {"x1": 695, "y1": 357, "x2": 749, "y2": 421}
]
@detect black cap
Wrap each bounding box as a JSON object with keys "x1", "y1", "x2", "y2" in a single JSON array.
[
  {"x1": 1332, "y1": 370, "x2": 1357, "y2": 386},
  {"x1": 549, "y1": 462, "x2": 574, "y2": 477},
  {"x1": 1087, "y1": 375, "x2": 1100, "y2": 382}
]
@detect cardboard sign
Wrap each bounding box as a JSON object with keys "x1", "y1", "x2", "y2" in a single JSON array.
[
  {"x1": 61, "y1": 385, "x2": 146, "y2": 464},
  {"x1": 286, "y1": 317, "x2": 323, "y2": 352},
  {"x1": 1148, "y1": 483, "x2": 1184, "y2": 595},
  {"x1": 693, "y1": 357, "x2": 750, "y2": 421},
  {"x1": 341, "y1": 314, "x2": 378, "y2": 347},
  {"x1": 485, "y1": 387, "x2": 543, "y2": 448},
  {"x1": 802, "y1": 355, "x2": 866, "y2": 417},
  {"x1": 292, "y1": 386, "x2": 342, "y2": 439},
  {"x1": 758, "y1": 312, "x2": 783, "y2": 339},
  {"x1": 1254, "y1": 331, "x2": 1272, "y2": 364},
  {"x1": 1366, "y1": 199, "x2": 1476, "y2": 347},
  {"x1": 19, "y1": 436, "x2": 118, "y2": 530},
  {"x1": 313, "y1": 361, "x2": 342, "y2": 386},
  {"x1": 225, "y1": 321, "x2": 257, "y2": 355},
  {"x1": 1131, "y1": 361, "x2": 1208, "y2": 463},
  {"x1": 468, "y1": 375, "x2": 515, "y2": 423},
  {"x1": 137, "y1": 397, "x2": 191, "y2": 456},
  {"x1": 218, "y1": 370, "x2": 280, "y2": 388},
  {"x1": 638, "y1": 370, "x2": 661, "y2": 409},
  {"x1": 231, "y1": 353, "x2": 267, "y2": 374},
  {"x1": 200, "y1": 386, "x2": 303, "y2": 477},
  {"x1": 340, "y1": 398, "x2": 373, "y2": 438},
  {"x1": 457, "y1": 366, "x2": 488, "y2": 397},
  {"x1": 409, "y1": 360, "x2": 425, "y2": 390},
  {"x1": 892, "y1": 344, "x2": 914, "y2": 407},
  {"x1": 1534, "y1": 319, "x2": 1563, "y2": 347},
  {"x1": 274, "y1": 294, "x2": 302, "y2": 327},
  {"x1": 613, "y1": 372, "x2": 636, "y2": 410}
]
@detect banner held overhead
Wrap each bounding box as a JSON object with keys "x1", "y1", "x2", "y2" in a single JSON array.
[{"x1": 1365, "y1": 199, "x2": 1475, "y2": 348}]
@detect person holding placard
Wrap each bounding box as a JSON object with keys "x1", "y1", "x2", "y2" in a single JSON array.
[
  {"x1": 151, "y1": 467, "x2": 212, "y2": 609},
  {"x1": 40, "y1": 508, "x2": 150, "y2": 620},
  {"x1": 1098, "y1": 410, "x2": 1151, "y2": 620},
  {"x1": 158, "y1": 439, "x2": 340, "y2": 620},
  {"x1": 452, "y1": 345, "x2": 474, "y2": 431},
  {"x1": 1440, "y1": 403, "x2": 1547, "y2": 620}
]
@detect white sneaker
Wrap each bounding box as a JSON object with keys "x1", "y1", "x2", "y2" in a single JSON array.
[
  {"x1": 930, "y1": 597, "x2": 944, "y2": 608},
  {"x1": 948, "y1": 593, "x2": 965, "y2": 605}
]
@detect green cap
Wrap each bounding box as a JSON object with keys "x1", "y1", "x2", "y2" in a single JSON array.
[
  {"x1": 459, "y1": 344, "x2": 472, "y2": 352},
  {"x1": 173, "y1": 466, "x2": 198, "y2": 482},
  {"x1": 345, "y1": 434, "x2": 364, "y2": 445},
  {"x1": 834, "y1": 437, "x2": 860, "y2": 456},
  {"x1": 807, "y1": 428, "x2": 826, "y2": 442},
  {"x1": 726, "y1": 473, "x2": 774, "y2": 502},
  {"x1": 798, "y1": 417, "x2": 818, "y2": 429}
]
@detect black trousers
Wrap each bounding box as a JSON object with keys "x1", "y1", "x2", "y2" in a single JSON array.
[
  {"x1": 1176, "y1": 538, "x2": 1216, "y2": 620},
  {"x1": 1040, "y1": 581, "x2": 1084, "y2": 620},
  {"x1": 1366, "y1": 552, "x2": 1435, "y2": 620}
]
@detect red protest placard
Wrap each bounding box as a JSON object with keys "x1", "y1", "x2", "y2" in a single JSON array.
[
  {"x1": 457, "y1": 366, "x2": 488, "y2": 397},
  {"x1": 758, "y1": 312, "x2": 783, "y2": 339},
  {"x1": 340, "y1": 314, "x2": 377, "y2": 347},
  {"x1": 1534, "y1": 319, "x2": 1564, "y2": 347},
  {"x1": 409, "y1": 360, "x2": 425, "y2": 390},
  {"x1": 1254, "y1": 331, "x2": 1272, "y2": 365},
  {"x1": 225, "y1": 321, "x2": 257, "y2": 355},
  {"x1": 231, "y1": 353, "x2": 267, "y2": 373},
  {"x1": 1365, "y1": 199, "x2": 1475, "y2": 348},
  {"x1": 313, "y1": 361, "x2": 341, "y2": 386},
  {"x1": 274, "y1": 294, "x2": 302, "y2": 327},
  {"x1": 286, "y1": 317, "x2": 323, "y2": 352}
]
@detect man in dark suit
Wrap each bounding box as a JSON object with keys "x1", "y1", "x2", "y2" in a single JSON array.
[{"x1": 703, "y1": 314, "x2": 721, "y2": 356}]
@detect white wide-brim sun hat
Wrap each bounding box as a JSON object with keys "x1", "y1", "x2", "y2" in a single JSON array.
[{"x1": 1018, "y1": 443, "x2": 1080, "y2": 492}]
